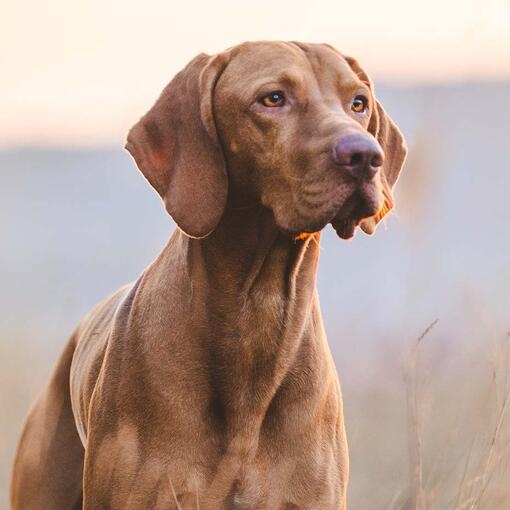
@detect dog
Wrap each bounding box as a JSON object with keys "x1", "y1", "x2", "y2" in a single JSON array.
[{"x1": 11, "y1": 41, "x2": 406, "y2": 509}]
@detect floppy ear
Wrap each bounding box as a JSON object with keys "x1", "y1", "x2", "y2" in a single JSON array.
[
  {"x1": 125, "y1": 53, "x2": 229, "y2": 238},
  {"x1": 344, "y1": 56, "x2": 408, "y2": 235}
]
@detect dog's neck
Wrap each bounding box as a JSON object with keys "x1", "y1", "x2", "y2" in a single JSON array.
[
  {"x1": 186, "y1": 204, "x2": 320, "y2": 298},
  {"x1": 171, "y1": 204, "x2": 322, "y2": 426}
]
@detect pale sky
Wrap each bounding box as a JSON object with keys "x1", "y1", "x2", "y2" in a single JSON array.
[{"x1": 1, "y1": 0, "x2": 509, "y2": 147}]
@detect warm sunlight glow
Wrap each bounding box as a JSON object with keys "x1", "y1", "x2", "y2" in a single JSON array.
[{"x1": 2, "y1": 0, "x2": 509, "y2": 147}]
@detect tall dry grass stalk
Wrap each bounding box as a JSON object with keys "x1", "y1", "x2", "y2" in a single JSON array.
[
  {"x1": 405, "y1": 319, "x2": 439, "y2": 510},
  {"x1": 391, "y1": 326, "x2": 510, "y2": 510}
]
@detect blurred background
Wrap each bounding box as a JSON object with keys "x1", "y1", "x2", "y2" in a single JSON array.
[{"x1": 1, "y1": 0, "x2": 510, "y2": 508}]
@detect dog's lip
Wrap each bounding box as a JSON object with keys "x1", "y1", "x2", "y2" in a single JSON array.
[
  {"x1": 277, "y1": 187, "x2": 382, "y2": 240},
  {"x1": 330, "y1": 194, "x2": 379, "y2": 239},
  {"x1": 331, "y1": 217, "x2": 358, "y2": 239}
]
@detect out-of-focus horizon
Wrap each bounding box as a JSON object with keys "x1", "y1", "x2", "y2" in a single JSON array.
[{"x1": 2, "y1": 0, "x2": 510, "y2": 147}]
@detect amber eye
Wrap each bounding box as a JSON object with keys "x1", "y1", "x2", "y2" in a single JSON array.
[
  {"x1": 260, "y1": 91, "x2": 286, "y2": 107},
  {"x1": 351, "y1": 95, "x2": 368, "y2": 113}
]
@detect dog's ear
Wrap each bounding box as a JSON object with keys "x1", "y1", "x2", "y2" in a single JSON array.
[
  {"x1": 125, "y1": 53, "x2": 229, "y2": 238},
  {"x1": 344, "y1": 56, "x2": 408, "y2": 235}
]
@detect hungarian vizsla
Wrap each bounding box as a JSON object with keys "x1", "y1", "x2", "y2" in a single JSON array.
[{"x1": 11, "y1": 41, "x2": 406, "y2": 509}]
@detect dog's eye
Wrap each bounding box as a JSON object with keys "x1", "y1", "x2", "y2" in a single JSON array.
[
  {"x1": 260, "y1": 91, "x2": 286, "y2": 107},
  {"x1": 351, "y1": 95, "x2": 368, "y2": 113}
]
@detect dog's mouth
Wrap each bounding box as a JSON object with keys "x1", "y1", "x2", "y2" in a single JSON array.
[
  {"x1": 330, "y1": 217, "x2": 359, "y2": 240},
  {"x1": 330, "y1": 192, "x2": 383, "y2": 240},
  {"x1": 278, "y1": 180, "x2": 391, "y2": 241}
]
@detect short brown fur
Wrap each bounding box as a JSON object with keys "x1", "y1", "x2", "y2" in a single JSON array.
[{"x1": 11, "y1": 41, "x2": 406, "y2": 509}]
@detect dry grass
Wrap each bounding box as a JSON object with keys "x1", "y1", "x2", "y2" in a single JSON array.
[
  {"x1": 388, "y1": 325, "x2": 510, "y2": 510},
  {"x1": 2, "y1": 327, "x2": 510, "y2": 508}
]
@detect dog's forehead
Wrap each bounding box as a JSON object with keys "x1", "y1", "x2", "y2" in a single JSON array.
[
  {"x1": 222, "y1": 42, "x2": 308, "y2": 82},
  {"x1": 222, "y1": 41, "x2": 358, "y2": 88}
]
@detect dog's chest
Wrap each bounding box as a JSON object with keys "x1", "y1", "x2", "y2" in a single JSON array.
[
  {"x1": 229, "y1": 491, "x2": 257, "y2": 510},
  {"x1": 225, "y1": 477, "x2": 266, "y2": 510},
  {"x1": 225, "y1": 481, "x2": 298, "y2": 510}
]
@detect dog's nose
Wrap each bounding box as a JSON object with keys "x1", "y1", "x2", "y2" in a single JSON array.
[{"x1": 332, "y1": 133, "x2": 384, "y2": 180}]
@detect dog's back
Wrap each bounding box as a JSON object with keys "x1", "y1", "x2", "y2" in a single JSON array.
[
  {"x1": 11, "y1": 285, "x2": 130, "y2": 509},
  {"x1": 11, "y1": 328, "x2": 84, "y2": 509}
]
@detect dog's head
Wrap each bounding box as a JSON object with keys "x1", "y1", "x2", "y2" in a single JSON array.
[{"x1": 126, "y1": 41, "x2": 407, "y2": 239}]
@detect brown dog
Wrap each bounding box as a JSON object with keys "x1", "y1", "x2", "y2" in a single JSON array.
[{"x1": 11, "y1": 41, "x2": 406, "y2": 509}]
